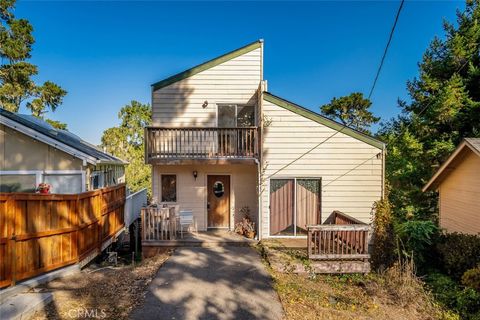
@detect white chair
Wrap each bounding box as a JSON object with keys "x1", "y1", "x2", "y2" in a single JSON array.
[{"x1": 178, "y1": 210, "x2": 197, "y2": 238}]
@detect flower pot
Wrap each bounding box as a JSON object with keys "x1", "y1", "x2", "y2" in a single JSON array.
[
  {"x1": 246, "y1": 231, "x2": 255, "y2": 239},
  {"x1": 39, "y1": 189, "x2": 50, "y2": 194}
]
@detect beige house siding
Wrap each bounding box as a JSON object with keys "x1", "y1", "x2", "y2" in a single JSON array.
[
  {"x1": 152, "y1": 164, "x2": 258, "y2": 231},
  {"x1": 438, "y1": 151, "x2": 480, "y2": 235},
  {"x1": 260, "y1": 99, "x2": 383, "y2": 237},
  {"x1": 1, "y1": 124, "x2": 125, "y2": 193},
  {"x1": 152, "y1": 47, "x2": 262, "y2": 127},
  {"x1": 0, "y1": 124, "x2": 83, "y2": 171}
]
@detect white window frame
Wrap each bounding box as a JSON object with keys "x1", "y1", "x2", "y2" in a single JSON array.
[{"x1": 216, "y1": 104, "x2": 256, "y2": 128}]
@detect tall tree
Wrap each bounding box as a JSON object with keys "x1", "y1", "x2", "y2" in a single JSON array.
[
  {"x1": 379, "y1": 0, "x2": 480, "y2": 219},
  {"x1": 101, "y1": 101, "x2": 152, "y2": 196},
  {"x1": 320, "y1": 92, "x2": 380, "y2": 134},
  {"x1": 0, "y1": 0, "x2": 67, "y2": 119}
]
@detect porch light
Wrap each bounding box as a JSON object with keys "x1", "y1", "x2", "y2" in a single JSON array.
[{"x1": 193, "y1": 170, "x2": 198, "y2": 180}]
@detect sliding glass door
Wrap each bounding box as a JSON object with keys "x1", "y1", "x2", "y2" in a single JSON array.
[{"x1": 269, "y1": 178, "x2": 321, "y2": 236}]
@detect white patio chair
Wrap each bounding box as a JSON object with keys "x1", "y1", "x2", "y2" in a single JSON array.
[{"x1": 178, "y1": 210, "x2": 197, "y2": 238}]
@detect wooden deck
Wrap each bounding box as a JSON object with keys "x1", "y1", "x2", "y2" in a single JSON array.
[
  {"x1": 142, "y1": 230, "x2": 256, "y2": 250},
  {"x1": 262, "y1": 211, "x2": 371, "y2": 274}
]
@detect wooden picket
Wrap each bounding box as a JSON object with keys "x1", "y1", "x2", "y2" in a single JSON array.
[{"x1": 0, "y1": 184, "x2": 126, "y2": 288}]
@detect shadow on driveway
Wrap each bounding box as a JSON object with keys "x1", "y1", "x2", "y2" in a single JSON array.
[{"x1": 130, "y1": 246, "x2": 284, "y2": 320}]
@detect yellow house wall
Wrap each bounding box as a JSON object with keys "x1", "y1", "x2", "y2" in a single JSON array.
[
  {"x1": 152, "y1": 48, "x2": 262, "y2": 127},
  {"x1": 152, "y1": 164, "x2": 258, "y2": 231},
  {"x1": 0, "y1": 124, "x2": 83, "y2": 171},
  {"x1": 438, "y1": 151, "x2": 480, "y2": 235},
  {"x1": 261, "y1": 99, "x2": 384, "y2": 237}
]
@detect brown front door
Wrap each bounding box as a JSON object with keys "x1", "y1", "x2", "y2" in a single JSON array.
[{"x1": 207, "y1": 175, "x2": 230, "y2": 228}]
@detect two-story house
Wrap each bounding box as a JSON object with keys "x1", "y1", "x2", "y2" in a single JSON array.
[{"x1": 145, "y1": 40, "x2": 385, "y2": 239}]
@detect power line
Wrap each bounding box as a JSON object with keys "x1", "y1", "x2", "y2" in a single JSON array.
[
  {"x1": 322, "y1": 43, "x2": 477, "y2": 189},
  {"x1": 265, "y1": 2, "x2": 406, "y2": 180},
  {"x1": 367, "y1": 0, "x2": 405, "y2": 100}
]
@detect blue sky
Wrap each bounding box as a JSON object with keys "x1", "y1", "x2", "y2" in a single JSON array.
[{"x1": 15, "y1": 1, "x2": 463, "y2": 144}]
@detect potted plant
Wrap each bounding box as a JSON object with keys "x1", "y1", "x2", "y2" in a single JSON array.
[
  {"x1": 37, "y1": 183, "x2": 51, "y2": 194},
  {"x1": 244, "y1": 220, "x2": 256, "y2": 239},
  {"x1": 234, "y1": 206, "x2": 256, "y2": 239}
]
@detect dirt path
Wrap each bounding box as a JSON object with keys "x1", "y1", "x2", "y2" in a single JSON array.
[{"x1": 30, "y1": 251, "x2": 170, "y2": 320}]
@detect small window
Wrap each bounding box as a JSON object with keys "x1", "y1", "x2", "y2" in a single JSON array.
[
  {"x1": 213, "y1": 181, "x2": 225, "y2": 198},
  {"x1": 161, "y1": 174, "x2": 177, "y2": 202}
]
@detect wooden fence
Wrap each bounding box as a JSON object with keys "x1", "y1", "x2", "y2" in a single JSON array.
[
  {"x1": 0, "y1": 184, "x2": 126, "y2": 289},
  {"x1": 307, "y1": 211, "x2": 370, "y2": 260}
]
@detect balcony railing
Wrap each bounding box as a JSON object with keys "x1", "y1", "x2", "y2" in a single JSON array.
[{"x1": 145, "y1": 127, "x2": 258, "y2": 162}]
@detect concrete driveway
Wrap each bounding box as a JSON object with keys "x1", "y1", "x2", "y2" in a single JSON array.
[{"x1": 130, "y1": 246, "x2": 284, "y2": 320}]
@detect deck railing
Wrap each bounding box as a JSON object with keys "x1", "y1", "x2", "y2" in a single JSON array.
[
  {"x1": 145, "y1": 127, "x2": 258, "y2": 162},
  {"x1": 307, "y1": 211, "x2": 370, "y2": 260},
  {"x1": 141, "y1": 206, "x2": 177, "y2": 241},
  {"x1": 124, "y1": 188, "x2": 148, "y2": 227}
]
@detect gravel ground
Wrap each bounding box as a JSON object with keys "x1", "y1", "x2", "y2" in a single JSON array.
[{"x1": 30, "y1": 249, "x2": 171, "y2": 320}]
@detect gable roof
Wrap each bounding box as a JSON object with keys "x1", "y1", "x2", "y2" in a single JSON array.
[
  {"x1": 0, "y1": 108, "x2": 127, "y2": 166},
  {"x1": 151, "y1": 40, "x2": 263, "y2": 91},
  {"x1": 263, "y1": 92, "x2": 385, "y2": 149},
  {"x1": 423, "y1": 138, "x2": 480, "y2": 191}
]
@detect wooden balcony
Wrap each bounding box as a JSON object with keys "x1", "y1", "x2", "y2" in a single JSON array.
[{"x1": 145, "y1": 127, "x2": 259, "y2": 164}]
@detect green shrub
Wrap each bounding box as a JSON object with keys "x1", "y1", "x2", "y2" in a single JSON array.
[
  {"x1": 436, "y1": 233, "x2": 480, "y2": 279},
  {"x1": 371, "y1": 199, "x2": 396, "y2": 270},
  {"x1": 426, "y1": 272, "x2": 460, "y2": 310},
  {"x1": 462, "y1": 266, "x2": 480, "y2": 292},
  {"x1": 395, "y1": 220, "x2": 439, "y2": 266},
  {"x1": 426, "y1": 272, "x2": 480, "y2": 319},
  {"x1": 455, "y1": 288, "x2": 480, "y2": 319}
]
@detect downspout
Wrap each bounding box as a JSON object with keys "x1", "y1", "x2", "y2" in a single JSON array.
[
  {"x1": 257, "y1": 40, "x2": 265, "y2": 240},
  {"x1": 381, "y1": 144, "x2": 386, "y2": 200}
]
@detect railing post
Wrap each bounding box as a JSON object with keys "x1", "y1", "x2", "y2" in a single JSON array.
[
  {"x1": 307, "y1": 228, "x2": 312, "y2": 257},
  {"x1": 7, "y1": 195, "x2": 16, "y2": 286}
]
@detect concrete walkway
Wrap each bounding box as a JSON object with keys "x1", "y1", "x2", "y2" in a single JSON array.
[{"x1": 130, "y1": 246, "x2": 284, "y2": 320}]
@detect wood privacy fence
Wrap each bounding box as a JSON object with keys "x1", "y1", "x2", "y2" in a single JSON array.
[
  {"x1": 0, "y1": 184, "x2": 126, "y2": 289},
  {"x1": 307, "y1": 211, "x2": 370, "y2": 260}
]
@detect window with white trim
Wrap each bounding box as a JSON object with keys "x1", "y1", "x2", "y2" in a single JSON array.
[{"x1": 217, "y1": 104, "x2": 255, "y2": 127}]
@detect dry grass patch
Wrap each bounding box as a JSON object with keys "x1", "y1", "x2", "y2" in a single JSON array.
[
  {"x1": 259, "y1": 242, "x2": 455, "y2": 320},
  {"x1": 31, "y1": 250, "x2": 171, "y2": 320}
]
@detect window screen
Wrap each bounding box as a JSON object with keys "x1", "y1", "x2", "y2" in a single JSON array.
[
  {"x1": 44, "y1": 174, "x2": 82, "y2": 194},
  {"x1": 237, "y1": 105, "x2": 255, "y2": 127},
  {"x1": 217, "y1": 105, "x2": 236, "y2": 128},
  {"x1": 0, "y1": 174, "x2": 36, "y2": 192},
  {"x1": 161, "y1": 174, "x2": 177, "y2": 202}
]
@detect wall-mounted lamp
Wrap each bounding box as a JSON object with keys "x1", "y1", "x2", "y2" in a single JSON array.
[
  {"x1": 202, "y1": 100, "x2": 208, "y2": 109},
  {"x1": 193, "y1": 170, "x2": 198, "y2": 180}
]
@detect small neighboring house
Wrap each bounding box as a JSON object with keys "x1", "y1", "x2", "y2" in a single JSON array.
[
  {"x1": 0, "y1": 108, "x2": 127, "y2": 194},
  {"x1": 145, "y1": 40, "x2": 385, "y2": 239},
  {"x1": 423, "y1": 138, "x2": 480, "y2": 235}
]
